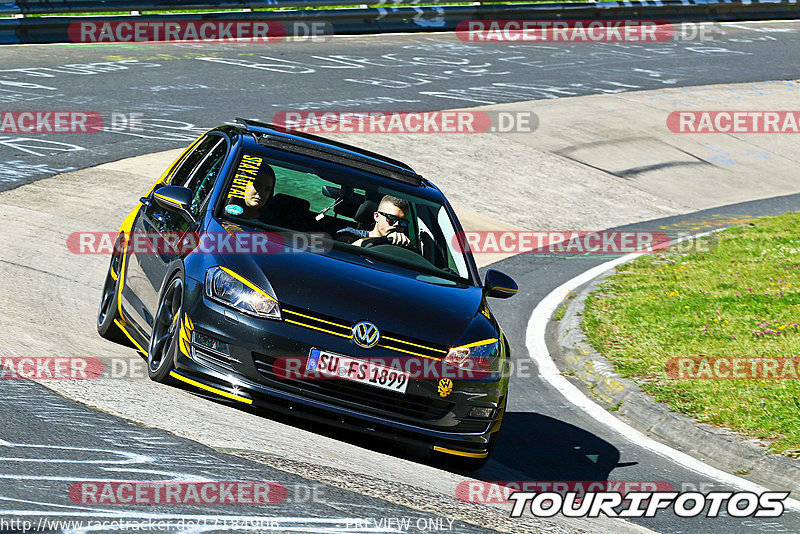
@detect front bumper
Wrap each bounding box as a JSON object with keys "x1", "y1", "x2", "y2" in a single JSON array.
[{"x1": 175, "y1": 275, "x2": 508, "y2": 455}]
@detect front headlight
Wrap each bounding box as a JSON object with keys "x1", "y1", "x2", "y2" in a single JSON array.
[
  {"x1": 445, "y1": 338, "x2": 499, "y2": 371},
  {"x1": 204, "y1": 266, "x2": 281, "y2": 320}
]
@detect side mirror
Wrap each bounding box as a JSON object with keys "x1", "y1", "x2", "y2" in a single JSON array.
[
  {"x1": 484, "y1": 269, "x2": 518, "y2": 299},
  {"x1": 152, "y1": 186, "x2": 195, "y2": 223}
]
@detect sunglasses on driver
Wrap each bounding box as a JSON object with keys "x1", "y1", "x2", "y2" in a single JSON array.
[{"x1": 377, "y1": 211, "x2": 409, "y2": 229}]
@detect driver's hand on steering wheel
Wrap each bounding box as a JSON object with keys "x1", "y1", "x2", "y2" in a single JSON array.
[{"x1": 387, "y1": 231, "x2": 411, "y2": 247}]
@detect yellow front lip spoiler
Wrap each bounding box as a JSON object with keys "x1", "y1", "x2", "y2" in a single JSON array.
[
  {"x1": 169, "y1": 370, "x2": 253, "y2": 405},
  {"x1": 432, "y1": 445, "x2": 488, "y2": 458}
]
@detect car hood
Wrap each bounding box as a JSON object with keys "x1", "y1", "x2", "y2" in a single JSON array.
[{"x1": 228, "y1": 246, "x2": 484, "y2": 346}]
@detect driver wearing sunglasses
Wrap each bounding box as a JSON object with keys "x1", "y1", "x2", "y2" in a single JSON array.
[{"x1": 353, "y1": 195, "x2": 411, "y2": 248}]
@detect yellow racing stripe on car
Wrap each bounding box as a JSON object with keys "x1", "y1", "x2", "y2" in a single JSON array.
[
  {"x1": 381, "y1": 335, "x2": 447, "y2": 354},
  {"x1": 494, "y1": 286, "x2": 518, "y2": 294},
  {"x1": 154, "y1": 192, "x2": 182, "y2": 207},
  {"x1": 455, "y1": 338, "x2": 498, "y2": 349},
  {"x1": 119, "y1": 208, "x2": 139, "y2": 236},
  {"x1": 377, "y1": 344, "x2": 440, "y2": 361},
  {"x1": 169, "y1": 371, "x2": 253, "y2": 404},
  {"x1": 432, "y1": 446, "x2": 488, "y2": 458},
  {"x1": 285, "y1": 319, "x2": 352, "y2": 339},
  {"x1": 219, "y1": 266, "x2": 277, "y2": 303},
  {"x1": 283, "y1": 309, "x2": 350, "y2": 330},
  {"x1": 284, "y1": 310, "x2": 445, "y2": 356},
  {"x1": 179, "y1": 314, "x2": 193, "y2": 359},
  {"x1": 116, "y1": 233, "x2": 130, "y2": 319},
  {"x1": 284, "y1": 310, "x2": 445, "y2": 360}
]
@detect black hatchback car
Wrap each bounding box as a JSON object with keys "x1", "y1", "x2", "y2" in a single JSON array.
[{"x1": 98, "y1": 118, "x2": 517, "y2": 468}]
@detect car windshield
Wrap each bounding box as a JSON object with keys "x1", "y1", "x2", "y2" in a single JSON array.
[{"x1": 217, "y1": 149, "x2": 472, "y2": 284}]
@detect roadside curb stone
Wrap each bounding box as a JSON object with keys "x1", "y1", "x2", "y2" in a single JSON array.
[{"x1": 552, "y1": 269, "x2": 800, "y2": 497}]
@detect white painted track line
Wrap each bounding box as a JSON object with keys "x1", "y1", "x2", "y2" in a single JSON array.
[{"x1": 525, "y1": 232, "x2": 800, "y2": 512}]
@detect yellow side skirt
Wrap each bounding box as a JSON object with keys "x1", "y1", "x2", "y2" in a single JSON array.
[{"x1": 114, "y1": 319, "x2": 147, "y2": 354}]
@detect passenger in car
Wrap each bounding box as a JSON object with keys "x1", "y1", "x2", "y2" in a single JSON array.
[
  {"x1": 239, "y1": 166, "x2": 276, "y2": 219},
  {"x1": 235, "y1": 167, "x2": 314, "y2": 231}
]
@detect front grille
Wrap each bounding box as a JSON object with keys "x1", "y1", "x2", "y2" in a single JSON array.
[
  {"x1": 253, "y1": 352, "x2": 454, "y2": 421},
  {"x1": 281, "y1": 305, "x2": 449, "y2": 361}
]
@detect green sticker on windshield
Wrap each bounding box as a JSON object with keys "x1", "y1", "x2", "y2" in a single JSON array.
[{"x1": 225, "y1": 204, "x2": 243, "y2": 216}]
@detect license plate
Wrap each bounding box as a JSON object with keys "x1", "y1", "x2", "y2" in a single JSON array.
[{"x1": 306, "y1": 348, "x2": 409, "y2": 394}]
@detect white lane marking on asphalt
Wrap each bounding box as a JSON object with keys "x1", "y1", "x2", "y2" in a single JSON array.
[
  {"x1": 99, "y1": 467, "x2": 211, "y2": 481},
  {"x1": 0, "y1": 474, "x2": 204, "y2": 483},
  {"x1": 526, "y1": 230, "x2": 800, "y2": 512},
  {"x1": 0, "y1": 441, "x2": 152, "y2": 465},
  {"x1": 722, "y1": 22, "x2": 799, "y2": 32}
]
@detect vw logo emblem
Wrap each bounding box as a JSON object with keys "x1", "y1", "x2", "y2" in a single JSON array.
[{"x1": 352, "y1": 321, "x2": 380, "y2": 348}]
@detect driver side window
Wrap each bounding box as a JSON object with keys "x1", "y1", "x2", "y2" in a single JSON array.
[
  {"x1": 167, "y1": 134, "x2": 219, "y2": 187},
  {"x1": 165, "y1": 134, "x2": 228, "y2": 218},
  {"x1": 185, "y1": 138, "x2": 227, "y2": 217}
]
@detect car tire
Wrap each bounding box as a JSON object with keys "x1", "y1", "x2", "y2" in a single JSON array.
[
  {"x1": 97, "y1": 234, "x2": 128, "y2": 344},
  {"x1": 147, "y1": 275, "x2": 183, "y2": 383}
]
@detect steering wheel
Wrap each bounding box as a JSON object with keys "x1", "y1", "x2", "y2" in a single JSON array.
[
  {"x1": 361, "y1": 235, "x2": 422, "y2": 252},
  {"x1": 360, "y1": 236, "x2": 391, "y2": 248}
]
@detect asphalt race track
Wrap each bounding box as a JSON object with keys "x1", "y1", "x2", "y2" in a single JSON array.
[
  {"x1": 0, "y1": 379, "x2": 505, "y2": 534},
  {"x1": 2, "y1": 23, "x2": 800, "y2": 188},
  {"x1": 1, "y1": 21, "x2": 800, "y2": 534}
]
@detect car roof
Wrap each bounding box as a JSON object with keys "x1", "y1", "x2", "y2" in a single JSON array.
[{"x1": 229, "y1": 118, "x2": 428, "y2": 188}]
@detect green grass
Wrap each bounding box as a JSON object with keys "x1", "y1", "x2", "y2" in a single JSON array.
[
  {"x1": 553, "y1": 304, "x2": 567, "y2": 321},
  {"x1": 582, "y1": 212, "x2": 800, "y2": 456}
]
